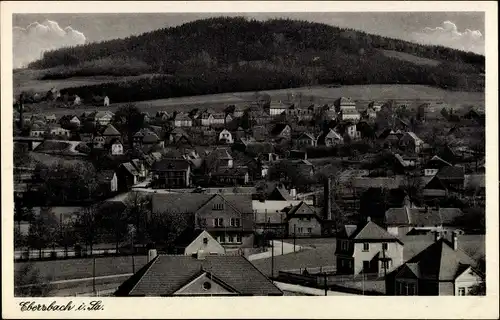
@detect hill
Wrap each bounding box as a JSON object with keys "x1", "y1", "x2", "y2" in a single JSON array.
[{"x1": 23, "y1": 17, "x2": 485, "y2": 103}]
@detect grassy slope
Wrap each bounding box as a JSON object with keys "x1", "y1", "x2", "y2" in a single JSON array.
[
  {"x1": 379, "y1": 49, "x2": 441, "y2": 67},
  {"x1": 27, "y1": 84, "x2": 484, "y2": 117}
]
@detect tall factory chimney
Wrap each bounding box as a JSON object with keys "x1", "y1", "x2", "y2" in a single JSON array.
[{"x1": 324, "y1": 177, "x2": 332, "y2": 220}]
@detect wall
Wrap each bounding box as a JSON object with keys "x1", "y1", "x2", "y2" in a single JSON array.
[
  {"x1": 454, "y1": 268, "x2": 482, "y2": 295},
  {"x1": 174, "y1": 273, "x2": 235, "y2": 295},
  {"x1": 353, "y1": 242, "x2": 404, "y2": 275},
  {"x1": 438, "y1": 282, "x2": 455, "y2": 296},
  {"x1": 288, "y1": 217, "x2": 322, "y2": 237},
  {"x1": 184, "y1": 234, "x2": 225, "y2": 255},
  {"x1": 252, "y1": 200, "x2": 309, "y2": 214}
]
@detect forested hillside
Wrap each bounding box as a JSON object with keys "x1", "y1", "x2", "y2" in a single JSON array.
[{"x1": 26, "y1": 17, "x2": 485, "y2": 103}]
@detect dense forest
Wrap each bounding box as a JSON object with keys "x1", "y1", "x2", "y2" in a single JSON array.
[{"x1": 27, "y1": 17, "x2": 485, "y2": 102}]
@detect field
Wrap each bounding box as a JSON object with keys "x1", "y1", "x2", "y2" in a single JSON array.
[
  {"x1": 13, "y1": 69, "x2": 160, "y2": 96},
  {"x1": 379, "y1": 49, "x2": 441, "y2": 67},
  {"x1": 20, "y1": 84, "x2": 485, "y2": 117}
]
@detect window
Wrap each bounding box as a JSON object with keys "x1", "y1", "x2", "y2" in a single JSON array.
[
  {"x1": 236, "y1": 235, "x2": 242, "y2": 243},
  {"x1": 341, "y1": 240, "x2": 349, "y2": 251},
  {"x1": 228, "y1": 235, "x2": 234, "y2": 243},
  {"x1": 363, "y1": 243, "x2": 370, "y2": 252},
  {"x1": 382, "y1": 243, "x2": 388, "y2": 251},
  {"x1": 203, "y1": 237, "x2": 208, "y2": 244},
  {"x1": 397, "y1": 281, "x2": 417, "y2": 296},
  {"x1": 230, "y1": 218, "x2": 241, "y2": 227},
  {"x1": 458, "y1": 287, "x2": 466, "y2": 296},
  {"x1": 213, "y1": 218, "x2": 224, "y2": 227},
  {"x1": 307, "y1": 228, "x2": 312, "y2": 234},
  {"x1": 202, "y1": 282, "x2": 212, "y2": 290},
  {"x1": 218, "y1": 235, "x2": 224, "y2": 243},
  {"x1": 298, "y1": 227, "x2": 303, "y2": 233},
  {"x1": 213, "y1": 203, "x2": 224, "y2": 210}
]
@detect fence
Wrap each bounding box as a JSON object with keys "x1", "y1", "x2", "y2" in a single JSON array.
[
  {"x1": 278, "y1": 270, "x2": 382, "y2": 287},
  {"x1": 282, "y1": 265, "x2": 336, "y2": 275},
  {"x1": 14, "y1": 248, "x2": 120, "y2": 261}
]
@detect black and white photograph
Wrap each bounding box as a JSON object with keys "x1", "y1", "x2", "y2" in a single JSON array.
[{"x1": 2, "y1": 1, "x2": 498, "y2": 318}]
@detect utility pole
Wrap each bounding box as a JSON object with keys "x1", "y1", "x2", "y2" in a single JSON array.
[
  {"x1": 92, "y1": 257, "x2": 96, "y2": 293},
  {"x1": 271, "y1": 238, "x2": 274, "y2": 279},
  {"x1": 324, "y1": 273, "x2": 327, "y2": 296},
  {"x1": 293, "y1": 224, "x2": 296, "y2": 253},
  {"x1": 280, "y1": 214, "x2": 284, "y2": 255}
]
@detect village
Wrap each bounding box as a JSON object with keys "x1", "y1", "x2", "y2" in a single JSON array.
[{"x1": 13, "y1": 88, "x2": 486, "y2": 297}]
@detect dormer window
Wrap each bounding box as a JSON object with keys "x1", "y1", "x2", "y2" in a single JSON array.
[
  {"x1": 213, "y1": 203, "x2": 224, "y2": 210},
  {"x1": 203, "y1": 237, "x2": 208, "y2": 244}
]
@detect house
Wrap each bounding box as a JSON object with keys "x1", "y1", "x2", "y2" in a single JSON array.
[
  {"x1": 117, "y1": 162, "x2": 140, "y2": 191},
  {"x1": 210, "y1": 167, "x2": 250, "y2": 186},
  {"x1": 245, "y1": 107, "x2": 272, "y2": 125},
  {"x1": 317, "y1": 129, "x2": 344, "y2": 147},
  {"x1": 93, "y1": 111, "x2": 114, "y2": 126},
  {"x1": 232, "y1": 105, "x2": 247, "y2": 118},
  {"x1": 385, "y1": 232, "x2": 484, "y2": 295},
  {"x1": 271, "y1": 124, "x2": 292, "y2": 142},
  {"x1": 103, "y1": 96, "x2": 110, "y2": 107},
  {"x1": 97, "y1": 170, "x2": 118, "y2": 195},
  {"x1": 295, "y1": 132, "x2": 317, "y2": 148},
  {"x1": 205, "y1": 148, "x2": 234, "y2": 169},
  {"x1": 156, "y1": 111, "x2": 171, "y2": 121},
  {"x1": 30, "y1": 126, "x2": 46, "y2": 137},
  {"x1": 335, "y1": 218, "x2": 405, "y2": 276},
  {"x1": 92, "y1": 134, "x2": 106, "y2": 149},
  {"x1": 69, "y1": 116, "x2": 81, "y2": 127},
  {"x1": 102, "y1": 124, "x2": 121, "y2": 144},
  {"x1": 267, "y1": 101, "x2": 292, "y2": 116},
  {"x1": 399, "y1": 132, "x2": 425, "y2": 153},
  {"x1": 167, "y1": 127, "x2": 191, "y2": 145},
  {"x1": 385, "y1": 200, "x2": 465, "y2": 237},
  {"x1": 114, "y1": 251, "x2": 283, "y2": 296},
  {"x1": 251, "y1": 125, "x2": 269, "y2": 142},
  {"x1": 254, "y1": 209, "x2": 288, "y2": 237},
  {"x1": 45, "y1": 114, "x2": 57, "y2": 123},
  {"x1": 142, "y1": 131, "x2": 163, "y2": 147},
  {"x1": 286, "y1": 201, "x2": 323, "y2": 237},
  {"x1": 436, "y1": 165, "x2": 465, "y2": 191},
  {"x1": 184, "y1": 230, "x2": 226, "y2": 255},
  {"x1": 109, "y1": 139, "x2": 124, "y2": 156},
  {"x1": 173, "y1": 113, "x2": 193, "y2": 127},
  {"x1": 218, "y1": 129, "x2": 234, "y2": 144},
  {"x1": 73, "y1": 95, "x2": 82, "y2": 106},
  {"x1": 225, "y1": 113, "x2": 233, "y2": 125},
  {"x1": 334, "y1": 97, "x2": 357, "y2": 113},
  {"x1": 340, "y1": 108, "x2": 361, "y2": 122},
  {"x1": 422, "y1": 175, "x2": 450, "y2": 199},
  {"x1": 200, "y1": 112, "x2": 214, "y2": 127},
  {"x1": 152, "y1": 193, "x2": 255, "y2": 249},
  {"x1": 211, "y1": 113, "x2": 226, "y2": 126},
  {"x1": 424, "y1": 155, "x2": 452, "y2": 176},
  {"x1": 48, "y1": 126, "x2": 71, "y2": 137},
  {"x1": 151, "y1": 159, "x2": 191, "y2": 188}
]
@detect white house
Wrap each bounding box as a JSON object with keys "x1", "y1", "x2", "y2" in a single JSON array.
[
  {"x1": 345, "y1": 124, "x2": 361, "y2": 140},
  {"x1": 74, "y1": 95, "x2": 82, "y2": 106},
  {"x1": 184, "y1": 230, "x2": 226, "y2": 256},
  {"x1": 69, "y1": 116, "x2": 81, "y2": 126},
  {"x1": 49, "y1": 127, "x2": 71, "y2": 137},
  {"x1": 218, "y1": 129, "x2": 234, "y2": 144},
  {"x1": 104, "y1": 96, "x2": 110, "y2": 107},
  {"x1": 110, "y1": 140, "x2": 124, "y2": 156}
]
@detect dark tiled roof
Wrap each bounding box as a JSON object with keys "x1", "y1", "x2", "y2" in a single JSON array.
[
  {"x1": 152, "y1": 159, "x2": 190, "y2": 171},
  {"x1": 348, "y1": 220, "x2": 403, "y2": 244},
  {"x1": 437, "y1": 166, "x2": 465, "y2": 180},
  {"x1": 115, "y1": 255, "x2": 282, "y2": 296},
  {"x1": 271, "y1": 124, "x2": 290, "y2": 136},
  {"x1": 391, "y1": 239, "x2": 479, "y2": 281},
  {"x1": 97, "y1": 170, "x2": 116, "y2": 182},
  {"x1": 287, "y1": 201, "x2": 321, "y2": 217},
  {"x1": 268, "y1": 187, "x2": 293, "y2": 201},
  {"x1": 121, "y1": 162, "x2": 139, "y2": 176},
  {"x1": 152, "y1": 193, "x2": 212, "y2": 214},
  {"x1": 102, "y1": 124, "x2": 121, "y2": 136},
  {"x1": 385, "y1": 207, "x2": 463, "y2": 226}
]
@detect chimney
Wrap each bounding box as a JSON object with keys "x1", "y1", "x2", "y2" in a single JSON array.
[
  {"x1": 452, "y1": 231, "x2": 458, "y2": 251},
  {"x1": 147, "y1": 249, "x2": 158, "y2": 262},
  {"x1": 324, "y1": 178, "x2": 332, "y2": 220},
  {"x1": 367, "y1": 216, "x2": 371, "y2": 222},
  {"x1": 289, "y1": 188, "x2": 297, "y2": 199}
]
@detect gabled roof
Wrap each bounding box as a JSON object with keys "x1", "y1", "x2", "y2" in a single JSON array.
[
  {"x1": 268, "y1": 186, "x2": 293, "y2": 201},
  {"x1": 385, "y1": 206, "x2": 463, "y2": 227},
  {"x1": 271, "y1": 124, "x2": 290, "y2": 136},
  {"x1": 287, "y1": 201, "x2": 321, "y2": 218},
  {"x1": 297, "y1": 132, "x2": 316, "y2": 141},
  {"x1": 437, "y1": 166, "x2": 465, "y2": 180},
  {"x1": 346, "y1": 220, "x2": 403, "y2": 244},
  {"x1": 208, "y1": 148, "x2": 233, "y2": 160},
  {"x1": 115, "y1": 255, "x2": 283, "y2": 296},
  {"x1": 392, "y1": 239, "x2": 479, "y2": 281},
  {"x1": 121, "y1": 162, "x2": 139, "y2": 176},
  {"x1": 102, "y1": 124, "x2": 121, "y2": 136},
  {"x1": 426, "y1": 155, "x2": 452, "y2": 168},
  {"x1": 404, "y1": 132, "x2": 424, "y2": 144}
]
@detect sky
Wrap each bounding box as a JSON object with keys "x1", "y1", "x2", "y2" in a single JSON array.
[{"x1": 12, "y1": 12, "x2": 485, "y2": 68}]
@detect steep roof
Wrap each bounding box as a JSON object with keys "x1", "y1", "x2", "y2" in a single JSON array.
[
  {"x1": 152, "y1": 193, "x2": 252, "y2": 215},
  {"x1": 268, "y1": 186, "x2": 293, "y2": 201},
  {"x1": 271, "y1": 124, "x2": 290, "y2": 136},
  {"x1": 287, "y1": 201, "x2": 321, "y2": 218},
  {"x1": 102, "y1": 124, "x2": 121, "y2": 136},
  {"x1": 437, "y1": 166, "x2": 465, "y2": 180},
  {"x1": 115, "y1": 255, "x2": 283, "y2": 296},
  {"x1": 347, "y1": 220, "x2": 403, "y2": 244},
  {"x1": 297, "y1": 132, "x2": 316, "y2": 141},
  {"x1": 404, "y1": 132, "x2": 424, "y2": 144},
  {"x1": 393, "y1": 239, "x2": 479, "y2": 281},
  {"x1": 121, "y1": 162, "x2": 139, "y2": 176}
]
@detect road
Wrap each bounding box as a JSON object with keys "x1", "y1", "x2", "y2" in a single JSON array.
[{"x1": 247, "y1": 240, "x2": 309, "y2": 261}]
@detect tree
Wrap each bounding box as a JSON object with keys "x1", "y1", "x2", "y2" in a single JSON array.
[
  {"x1": 145, "y1": 210, "x2": 193, "y2": 252},
  {"x1": 400, "y1": 174, "x2": 423, "y2": 207},
  {"x1": 15, "y1": 263, "x2": 53, "y2": 297},
  {"x1": 27, "y1": 212, "x2": 58, "y2": 257},
  {"x1": 123, "y1": 192, "x2": 152, "y2": 247},
  {"x1": 468, "y1": 281, "x2": 486, "y2": 296},
  {"x1": 113, "y1": 104, "x2": 145, "y2": 147},
  {"x1": 74, "y1": 203, "x2": 103, "y2": 254}
]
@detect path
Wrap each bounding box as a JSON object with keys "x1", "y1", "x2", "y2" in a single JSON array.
[
  {"x1": 247, "y1": 240, "x2": 309, "y2": 261},
  {"x1": 274, "y1": 281, "x2": 358, "y2": 296}
]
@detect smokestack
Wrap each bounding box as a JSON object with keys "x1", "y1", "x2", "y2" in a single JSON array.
[
  {"x1": 324, "y1": 178, "x2": 332, "y2": 220},
  {"x1": 147, "y1": 249, "x2": 158, "y2": 262},
  {"x1": 452, "y1": 231, "x2": 458, "y2": 251}
]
